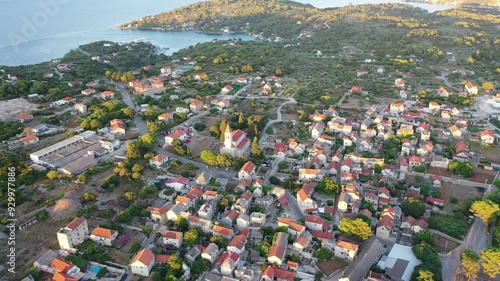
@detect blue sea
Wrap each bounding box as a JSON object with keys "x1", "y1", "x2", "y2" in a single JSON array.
[{"x1": 0, "y1": 0, "x2": 452, "y2": 66}]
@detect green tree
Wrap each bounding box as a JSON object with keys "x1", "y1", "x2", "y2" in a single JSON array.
[
  {"x1": 414, "y1": 230, "x2": 435, "y2": 247},
  {"x1": 481, "y1": 248, "x2": 500, "y2": 279},
  {"x1": 339, "y1": 218, "x2": 372, "y2": 240},
  {"x1": 184, "y1": 228, "x2": 200, "y2": 246},
  {"x1": 402, "y1": 198, "x2": 426, "y2": 218},
  {"x1": 176, "y1": 216, "x2": 189, "y2": 231},
  {"x1": 256, "y1": 240, "x2": 271, "y2": 256},
  {"x1": 75, "y1": 175, "x2": 87, "y2": 184},
  {"x1": 83, "y1": 192, "x2": 96, "y2": 201},
  {"x1": 251, "y1": 137, "x2": 262, "y2": 157},
  {"x1": 125, "y1": 192, "x2": 136, "y2": 201},
  {"x1": 192, "y1": 258, "x2": 211, "y2": 274},
  {"x1": 200, "y1": 150, "x2": 218, "y2": 166},
  {"x1": 470, "y1": 200, "x2": 500, "y2": 224},
  {"x1": 316, "y1": 178, "x2": 340, "y2": 196},
  {"x1": 126, "y1": 141, "x2": 142, "y2": 159},
  {"x1": 461, "y1": 249, "x2": 480, "y2": 280},
  {"x1": 415, "y1": 270, "x2": 434, "y2": 281},
  {"x1": 216, "y1": 153, "x2": 234, "y2": 167},
  {"x1": 210, "y1": 235, "x2": 228, "y2": 248},
  {"x1": 122, "y1": 107, "x2": 136, "y2": 118},
  {"x1": 314, "y1": 248, "x2": 332, "y2": 261},
  {"x1": 47, "y1": 171, "x2": 59, "y2": 180},
  {"x1": 209, "y1": 125, "x2": 220, "y2": 137},
  {"x1": 219, "y1": 120, "x2": 228, "y2": 142},
  {"x1": 167, "y1": 256, "x2": 183, "y2": 271}
]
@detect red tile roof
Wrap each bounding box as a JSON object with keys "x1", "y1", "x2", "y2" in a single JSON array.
[
  {"x1": 240, "y1": 161, "x2": 256, "y2": 175},
  {"x1": 51, "y1": 258, "x2": 74, "y2": 273},
  {"x1": 131, "y1": 248, "x2": 154, "y2": 267},
  {"x1": 52, "y1": 272, "x2": 77, "y2": 281},
  {"x1": 66, "y1": 217, "x2": 86, "y2": 230},
  {"x1": 20, "y1": 135, "x2": 39, "y2": 142},
  {"x1": 91, "y1": 227, "x2": 116, "y2": 239},
  {"x1": 15, "y1": 113, "x2": 32, "y2": 120}
]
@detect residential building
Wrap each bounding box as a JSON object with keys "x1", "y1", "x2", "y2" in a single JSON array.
[
  {"x1": 334, "y1": 240, "x2": 360, "y2": 261},
  {"x1": 202, "y1": 243, "x2": 220, "y2": 264},
  {"x1": 480, "y1": 130, "x2": 495, "y2": 145},
  {"x1": 149, "y1": 154, "x2": 168, "y2": 168},
  {"x1": 20, "y1": 135, "x2": 39, "y2": 145},
  {"x1": 390, "y1": 103, "x2": 405, "y2": 115},
  {"x1": 297, "y1": 183, "x2": 317, "y2": 212},
  {"x1": 57, "y1": 218, "x2": 88, "y2": 250},
  {"x1": 158, "y1": 112, "x2": 174, "y2": 122},
  {"x1": 89, "y1": 227, "x2": 118, "y2": 246},
  {"x1": 267, "y1": 232, "x2": 288, "y2": 266},
  {"x1": 164, "y1": 129, "x2": 188, "y2": 146},
  {"x1": 15, "y1": 112, "x2": 34, "y2": 123},
  {"x1": 238, "y1": 161, "x2": 256, "y2": 180},
  {"x1": 298, "y1": 169, "x2": 324, "y2": 181},
  {"x1": 464, "y1": 81, "x2": 478, "y2": 95},
  {"x1": 130, "y1": 248, "x2": 155, "y2": 277},
  {"x1": 162, "y1": 230, "x2": 183, "y2": 248}
]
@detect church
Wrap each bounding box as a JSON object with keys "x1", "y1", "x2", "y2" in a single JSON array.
[{"x1": 220, "y1": 124, "x2": 250, "y2": 158}]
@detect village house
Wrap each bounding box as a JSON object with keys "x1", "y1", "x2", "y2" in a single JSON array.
[
  {"x1": 278, "y1": 217, "x2": 306, "y2": 237},
  {"x1": 164, "y1": 129, "x2": 188, "y2": 146},
  {"x1": 194, "y1": 72, "x2": 208, "y2": 81},
  {"x1": 297, "y1": 183, "x2": 317, "y2": 212},
  {"x1": 101, "y1": 91, "x2": 114, "y2": 100},
  {"x1": 437, "y1": 87, "x2": 449, "y2": 97},
  {"x1": 376, "y1": 207, "x2": 397, "y2": 241},
  {"x1": 274, "y1": 142, "x2": 288, "y2": 159},
  {"x1": 151, "y1": 79, "x2": 164, "y2": 88},
  {"x1": 15, "y1": 112, "x2": 34, "y2": 123},
  {"x1": 51, "y1": 258, "x2": 80, "y2": 277},
  {"x1": 334, "y1": 240, "x2": 360, "y2": 262},
  {"x1": 464, "y1": 81, "x2": 478, "y2": 95},
  {"x1": 298, "y1": 168, "x2": 324, "y2": 181},
  {"x1": 57, "y1": 217, "x2": 88, "y2": 250},
  {"x1": 212, "y1": 226, "x2": 234, "y2": 240},
  {"x1": 238, "y1": 161, "x2": 256, "y2": 180},
  {"x1": 305, "y1": 215, "x2": 328, "y2": 232},
  {"x1": 89, "y1": 227, "x2": 118, "y2": 246},
  {"x1": 110, "y1": 119, "x2": 126, "y2": 135},
  {"x1": 450, "y1": 125, "x2": 462, "y2": 138},
  {"x1": 268, "y1": 232, "x2": 289, "y2": 266},
  {"x1": 202, "y1": 243, "x2": 220, "y2": 264},
  {"x1": 166, "y1": 203, "x2": 186, "y2": 221},
  {"x1": 190, "y1": 99, "x2": 204, "y2": 112},
  {"x1": 395, "y1": 78, "x2": 405, "y2": 88},
  {"x1": 221, "y1": 252, "x2": 241, "y2": 276},
  {"x1": 310, "y1": 121, "x2": 325, "y2": 139},
  {"x1": 293, "y1": 236, "x2": 311, "y2": 252},
  {"x1": 147, "y1": 203, "x2": 170, "y2": 222},
  {"x1": 73, "y1": 103, "x2": 87, "y2": 114},
  {"x1": 198, "y1": 201, "x2": 215, "y2": 220},
  {"x1": 390, "y1": 103, "x2": 405, "y2": 115},
  {"x1": 20, "y1": 135, "x2": 39, "y2": 145},
  {"x1": 81, "y1": 88, "x2": 96, "y2": 95},
  {"x1": 162, "y1": 230, "x2": 183, "y2": 248},
  {"x1": 429, "y1": 101, "x2": 441, "y2": 111},
  {"x1": 221, "y1": 85, "x2": 233, "y2": 94},
  {"x1": 149, "y1": 154, "x2": 168, "y2": 168},
  {"x1": 480, "y1": 130, "x2": 495, "y2": 145},
  {"x1": 130, "y1": 248, "x2": 155, "y2": 277},
  {"x1": 401, "y1": 216, "x2": 429, "y2": 233},
  {"x1": 158, "y1": 112, "x2": 174, "y2": 122},
  {"x1": 356, "y1": 69, "x2": 369, "y2": 77}
]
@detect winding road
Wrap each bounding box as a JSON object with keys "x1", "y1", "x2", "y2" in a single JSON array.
[{"x1": 259, "y1": 98, "x2": 296, "y2": 147}]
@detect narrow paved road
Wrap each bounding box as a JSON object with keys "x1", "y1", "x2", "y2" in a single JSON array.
[
  {"x1": 115, "y1": 83, "x2": 234, "y2": 180},
  {"x1": 441, "y1": 172, "x2": 498, "y2": 281},
  {"x1": 284, "y1": 190, "x2": 304, "y2": 219},
  {"x1": 259, "y1": 98, "x2": 296, "y2": 146}
]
